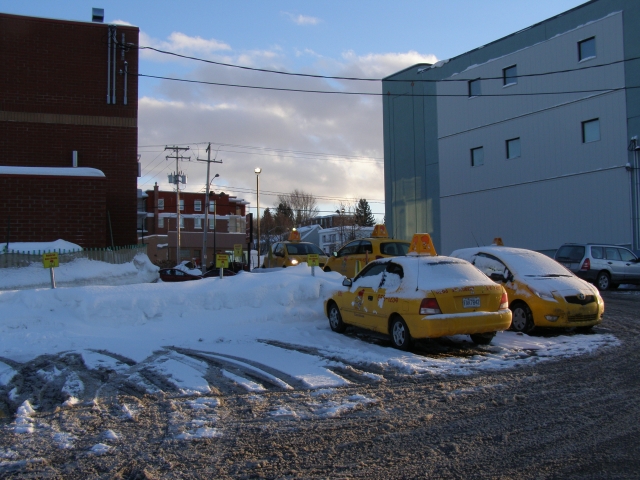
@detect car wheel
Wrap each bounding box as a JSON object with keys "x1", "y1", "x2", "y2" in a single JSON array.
[
  {"x1": 390, "y1": 316, "x2": 412, "y2": 351},
  {"x1": 596, "y1": 272, "x2": 611, "y2": 291},
  {"x1": 470, "y1": 332, "x2": 496, "y2": 345},
  {"x1": 510, "y1": 302, "x2": 535, "y2": 333},
  {"x1": 327, "y1": 302, "x2": 346, "y2": 333}
]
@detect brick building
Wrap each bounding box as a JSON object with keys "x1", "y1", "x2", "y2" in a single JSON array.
[
  {"x1": 0, "y1": 11, "x2": 139, "y2": 248},
  {"x1": 143, "y1": 184, "x2": 249, "y2": 266}
]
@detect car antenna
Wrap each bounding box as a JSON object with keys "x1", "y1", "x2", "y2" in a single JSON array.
[{"x1": 471, "y1": 231, "x2": 480, "y2": 247}]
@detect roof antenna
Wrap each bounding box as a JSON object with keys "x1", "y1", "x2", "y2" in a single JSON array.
[{"x1": 471, "y1": 231, "x2": 480, "y2": 247}]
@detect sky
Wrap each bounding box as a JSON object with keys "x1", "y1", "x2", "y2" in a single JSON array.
[{"x1": 1, "y1": 0, "x2": 588, "y2": 222}]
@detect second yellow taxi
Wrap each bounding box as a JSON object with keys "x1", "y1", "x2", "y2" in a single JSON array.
[
  {"x1": 325, "y1": 234, "x2": 512, "y2": 350},
  {"x1": 262, "y1": 229, "x2": 329, "y2": 268}
]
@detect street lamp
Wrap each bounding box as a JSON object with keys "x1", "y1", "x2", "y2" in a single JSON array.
[
  {"x1": 255, "y1": 167, "x2": 261, "y2": 268},
  {"x1": 202, "y1": 173, "x2": 219, "y2": 270}
]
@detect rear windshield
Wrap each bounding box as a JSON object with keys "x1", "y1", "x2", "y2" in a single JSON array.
[
  {"x1": 555, "y1": 245, "x2": 585, "y2": 262},
  {"x1": 380, "y1": 242, "x2": 410, "y2": 256},
  {"x1": 416, "y1": 260, "x2": 491, "y2": 291},
  {"x1": 285, "y1": 243, "x2": 325, "y2": 256}
]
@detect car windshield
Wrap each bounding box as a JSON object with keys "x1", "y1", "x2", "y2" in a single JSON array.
[
  {"x1": 285, "y1": 243, "x2": 325, "y2": 256},
  {"x1": 501, "y1": 251, "x2": 571, "y2": 277},
  {"x1": 379, "y1": 242, "x2": 410, "y2": 256}
]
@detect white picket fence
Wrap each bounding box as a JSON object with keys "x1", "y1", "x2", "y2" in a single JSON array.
[{"x1": 0, "y1": 245, "x2": 148, "y2": 269}]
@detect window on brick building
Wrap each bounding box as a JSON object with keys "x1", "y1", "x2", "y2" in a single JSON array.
[
  {"x1": 158, "y1": 217, "x2": 165, "y2": 228},
  {"x1": 179, "y1": 200, "x2": 184, "y2": 211},
  {"x1": 195, "y1": 217, "x2": 202, "y2": 229},
  {"x1": 180, "y1": 217, "x2": 184, "y2": 228},
  {"x1": 194, "y1": 200, "x2": 202, "y2": 212},
  {"x1": 209, "y1": 218, "x2": 215, "y2": 230},
  {"x1": 158, "y1": 199, "x2": 164, "y2": 210}
]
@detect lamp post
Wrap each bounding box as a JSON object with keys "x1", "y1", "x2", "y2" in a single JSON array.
[
  {"x1": 202, "y1": 173, "x2": 219, "y2": 270},
  {"x1": 255, "y1": 167, "x2": 261, "y2": 268}
]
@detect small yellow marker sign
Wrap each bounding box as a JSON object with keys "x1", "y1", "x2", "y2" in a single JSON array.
[
  {"x1": 307, "y1": 254, "x2": 320, "y2": 267},
  {"x1": 42, "y1": 252, "x2": 59, "y2": 268},
  {"x1": 233, "y1": 244, "x2": 243, "y2": 258},
  {"x1": 216, "y1": 254, "x2": 229, "y2": 268}
]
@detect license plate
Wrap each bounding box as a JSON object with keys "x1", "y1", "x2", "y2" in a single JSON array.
[{"x1": 463, "y1": 297, "x2": 480, "y2": 308}]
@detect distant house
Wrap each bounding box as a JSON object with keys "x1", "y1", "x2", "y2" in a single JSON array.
[
  {"x1": 143, "y1": 184, "x2": 249, "y2": 266},
  {"x1": 0, "y1": 11, "x2": 139, "y2": 248}
]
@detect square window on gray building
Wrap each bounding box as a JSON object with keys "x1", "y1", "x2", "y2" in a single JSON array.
[
  {"x1": 506, "y1": 138, "x2": 521, "y2": 159},
  {"x1": 503, "y1": 65, "x2": 517, "y2": 86},
  {"x1": 468, "y1": 79, "x2": 481, "y2": 97},
  {"x1": 578, "y1": 37, "x2": 596, "y2": 61},
  {"x1": 582, "y1": 118, "x2": 600, "y2": 143},
  {"x1": 471, "y1": 147, "x2": 484, "y2": 167}
]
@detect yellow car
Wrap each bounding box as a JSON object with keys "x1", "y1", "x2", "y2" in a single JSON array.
[
  {"x1": 325, "y1": 234, "x2": 512, "y2": 350},
  {"x1": 262, "y1": 229, "x2": 329, "y2": 268},
  {"x1": 323, "y1": 224, "x2": 411, "y2": 278},
  {"x1": 450, "y1": 245, "x2": 604, "y2": 333}
]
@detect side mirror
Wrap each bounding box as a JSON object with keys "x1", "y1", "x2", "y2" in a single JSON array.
[
  {"x1": 489, "y1": 272, "x2": 506, "y2": 282},
  {"x1": 333, "y1": 252, "x2": 338, "y2": 257},
  {"x1": 342, "y1": 278, "x2": 352, "y2": 287}
]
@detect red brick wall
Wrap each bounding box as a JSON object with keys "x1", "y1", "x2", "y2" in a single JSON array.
[
  {"x1": 0, "y1": 13, "x2": 139, "y2": 247},
  {"x1": 0, "y1": 174, "x2": 106, "y2": 247}
]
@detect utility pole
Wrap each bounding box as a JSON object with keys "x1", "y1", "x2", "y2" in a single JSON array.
[
  {"x1": 197, "y1": 143, "x2": 222, "y2": 270},
  {"x1": 165, "y1": 145, "x2": 190, "y2": 264}
]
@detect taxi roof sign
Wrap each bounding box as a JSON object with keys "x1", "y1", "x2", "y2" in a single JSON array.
[
  {"x1": 407, "y1": 233, "x2": 437, "y2": 256},
  {"x1": 492, "y1": 237, "x2": 504, "y2": 246},
  {"x1": 371, "y1": 224, "x2": 388, "y2": 238},
  {"x1": 288, "y1": 229, "x2": 301, "y2": 242}
]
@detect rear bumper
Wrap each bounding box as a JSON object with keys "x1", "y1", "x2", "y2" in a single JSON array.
[{"x1": 406, "y1": 309, "x2": 512, "y2": 339}]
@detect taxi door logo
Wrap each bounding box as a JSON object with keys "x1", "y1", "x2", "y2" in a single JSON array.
[{"x1": 354, "y1": 289, "x2": 365, "y2": 310}]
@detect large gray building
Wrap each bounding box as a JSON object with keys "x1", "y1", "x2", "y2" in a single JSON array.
[{"x1": 383, "y1": 0, "x2": 640, "y2": 256}]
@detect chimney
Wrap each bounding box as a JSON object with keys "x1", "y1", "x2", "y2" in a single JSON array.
[{"x1": 92, "y1": 8, "x2": 104, "y2": 23}]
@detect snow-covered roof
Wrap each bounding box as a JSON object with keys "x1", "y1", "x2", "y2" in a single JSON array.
[{"x1": 0, "y1": 166, "x2": 105, "y2": 177}]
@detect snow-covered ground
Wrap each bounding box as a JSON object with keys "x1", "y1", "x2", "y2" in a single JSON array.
[{"x1": 0, "y1": 251, "x2": 620, "y2": 411}]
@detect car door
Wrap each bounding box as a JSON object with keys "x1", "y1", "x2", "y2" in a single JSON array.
[
  {"x1": 618, "y1": 248, "x2": 640, "y2": 283},
  {"x1": 335, "y1": 240, "x2": 361, "y2": 277},
  {"x1": 604, "y1": 247, "x2": 625, "y2": 283},
  {"x1": 271, "y1": 243, "x2": 284, "y2": 268},
  {"x1": 344, "y1": 262, "x2": 387, "y2": 328}
]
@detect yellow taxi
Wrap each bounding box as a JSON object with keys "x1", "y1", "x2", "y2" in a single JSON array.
[
  {"x1": 325, "y1": 234, "x2": 512, "y2": 350},
  {"x1": 450, "y1": 241, "x2": 604, "y2": 333},
  {"x1": 262, "y1": 229, "x2": 329, "y2": 268},
  {"x1": 323, "y1": 224, "x2": 411, "y2": 278}
]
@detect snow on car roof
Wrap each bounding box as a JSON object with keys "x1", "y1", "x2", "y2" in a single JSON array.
[
  {"x1": 373, "y1": 255, "x2": 495, "y2": 293},
  {"x1": 451, "y1": 246, "x2": 568, "y2": 277}
]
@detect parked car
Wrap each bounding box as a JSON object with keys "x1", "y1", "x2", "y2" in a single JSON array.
[
  {"x1": 554, "y1": 243, "x2": 640, "y2": 290},
  {"x1": 323, "y1": 224, "x2": 411, "y2": 278},
  {"x1": 451, "y1": 245, "x2": 604, "y2": 333},
  {"x1": 262, "y1": 229, "x2": 328, "y2": 268},
  {"x1": 202, "y1": 268, "x2": 237, "y2": 278},
  {"x1": 325, "y1": 234, "x2": 511, "y2": 350},
  {"x1": 158, "y1": 268, "x2": 202, "y2": 282}
]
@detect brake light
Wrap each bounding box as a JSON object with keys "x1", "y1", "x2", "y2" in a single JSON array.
[
  {"x1": 375, "y1": 255, "x2": 384, "y2": 260},
  {"x1": 420, "y1": 298, "x2": 441, "y2": 315},
  {"x1": 499, "y1": 292, "x2": 508, "y2": 310},
  {"x1": 581, "y1": 258, "x2": 590, "y2": 271}
]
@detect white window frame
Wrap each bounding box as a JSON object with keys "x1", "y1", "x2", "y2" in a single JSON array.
[
  {"x1": 194, "y1": 217, "x2": 202, "y2": 229},
  {"x1": 471, "y1": 146, "x2": 484, "y2": 167},
  {"x1": 209, "y1": 218, "x2": 215, "y2": 230},
  {"x1": 179, "y1": 199, "x2": 184, "y2": 211},
  {"x1": 194, "y1": 200, "x2": 202, "y2": 212},
  {"x1": 158, "y1": 198, "x2": 164, "y2": 210},
  {"x1": 209, "y1": 201, "x2": 215, "y2": 213},
  {"x1": 179, "y1": 216, "x2": 184, "y2": 228},
  {"x1": 158, "y1": 217, "x2": 164, "y2": 228}
]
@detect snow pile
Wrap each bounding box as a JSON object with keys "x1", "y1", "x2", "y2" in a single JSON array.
[{"x1": 0, "y1": 253, "x2": 159, "y2": 291}]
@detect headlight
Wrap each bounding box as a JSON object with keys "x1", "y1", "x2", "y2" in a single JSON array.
[
  {"x1": 290, "y1": 259, "x2": 299, "y2": 265},
  {"x1": 531, "y1": 287, "x2": 556, "y2": 301},
  {"x1": 544, "y1": 315, "x2": 559, "y2": 322}
]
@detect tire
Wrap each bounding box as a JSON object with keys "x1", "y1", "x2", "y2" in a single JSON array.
[
  {"x1": 510, "y1": 302, "x2": 535, "y2": 333},
  {"x1": 576, "y1": 325, "x2": 594, "y2": 334},
  {"x1": 596, "y1": 272, "x2": 611, "y2": 291},
  {"x1": 470, "y1": 332, "x2": 496, "y2": 345},
  {"x1": 390, "y1": 316, "x2": 412, "y2": 351},
  {"x1": 327, "y1": 302, "x2": 346, "y2": 333}
]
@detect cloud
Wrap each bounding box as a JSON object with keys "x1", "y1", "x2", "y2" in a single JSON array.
[
  {"x1": 137, "y1": 48, "x2": 437, "y2": 219},
  {"x1": 282, "y1": 12, "x2": 321, "y2": 26},
  {"x1": 111, "y1": 19, "x2": 136, "y2": 26},
  {"x1": 139, "y1": 31, "x2": 231, "y2": 61}
]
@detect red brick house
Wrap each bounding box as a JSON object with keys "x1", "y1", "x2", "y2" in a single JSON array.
[
  {"x1": 0, "y1": 11, "x2": 139, "y2": 248},
  {"x1": 143, "y1": 184, "x2": 249, "y2": 266}
]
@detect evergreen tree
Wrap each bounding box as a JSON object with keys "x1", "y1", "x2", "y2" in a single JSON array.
[{"x1": 354, "y1": 198, "x2": 375, "y2": 226}]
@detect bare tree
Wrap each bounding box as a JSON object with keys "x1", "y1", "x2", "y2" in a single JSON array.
[{"x1": 276, "y1": 189, "x2": 320, "y2": 226}]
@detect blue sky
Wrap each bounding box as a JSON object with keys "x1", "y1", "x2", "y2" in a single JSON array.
[{"x1": 1, "y1": 0, "x2": 587, "y2": 220}]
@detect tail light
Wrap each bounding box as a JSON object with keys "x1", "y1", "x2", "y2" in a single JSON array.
[
  {"x1": 375, "y1": 255, "x2": 384, "y2": 260},
  {"x1": 499, "y1": 292, "x2": 508, "y2": 310},
  {"x1": 420, "y1": 298, "x2": 441, "y2": 315},
  {"x1": 581, "y1": 258, "x2": 590, "y2": 271}
]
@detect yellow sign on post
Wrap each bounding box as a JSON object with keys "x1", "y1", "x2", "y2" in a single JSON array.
[
  {"x1": 233, "y1": 244, "x2": 243, "y2": 258},
  {"x1": 42, "y1": 252, "x2": 59, "y2": 268},
  {"x1": 216, "y1": 254, "x2": 229, "y2": 268},
  {"x1": 307, "y1": 254, "x2": 320, "y2": 267}
]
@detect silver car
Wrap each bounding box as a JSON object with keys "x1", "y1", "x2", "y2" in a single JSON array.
[{"x1": 555, "y1": 243, "x2": 640, "y2": 290}]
